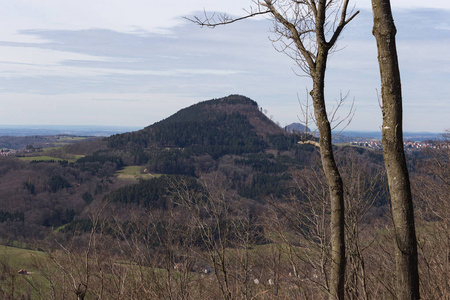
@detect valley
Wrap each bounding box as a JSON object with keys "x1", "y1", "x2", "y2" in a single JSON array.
[{"x1": 0, "y1": 95, "x2": 447, "y2": 299}]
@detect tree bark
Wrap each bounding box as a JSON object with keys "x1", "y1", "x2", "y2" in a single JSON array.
[
  {"x1": 371, "y1": 1, "x2": 420, "y2": 299},
  {"x1": 311, "y1": 53, "x2": 346, "y2": 300}
]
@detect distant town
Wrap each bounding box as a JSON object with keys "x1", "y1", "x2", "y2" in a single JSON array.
[
  {"x1": 350, "y1": 140, "x2": 440, "y2": 151},
  {"x1": 0, "y1": 145, "x2": 42, "y2": 157}
]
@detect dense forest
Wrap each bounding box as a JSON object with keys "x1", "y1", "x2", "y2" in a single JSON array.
[
  {"x1": 0, "y1": 95, "x2": 319, "y2": 241},
  {"x1": 0, "y1": 95, "x2": 448, "y2": 299}
]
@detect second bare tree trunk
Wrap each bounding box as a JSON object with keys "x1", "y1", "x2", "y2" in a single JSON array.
[{"x1": 371, "y1": 1, "x2": 420, "y2": 299}]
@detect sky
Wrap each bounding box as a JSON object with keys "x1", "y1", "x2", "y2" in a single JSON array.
[{"x1": 0, "y1": 0, "x2": 449, "y2": 132}]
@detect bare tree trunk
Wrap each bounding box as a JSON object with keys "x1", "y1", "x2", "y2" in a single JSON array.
[
  {"x1": 311, "y1": 59, "x2": 346, "y2": 300},
  {"x1": 371, "y1": 1, "x2": 420, "y2": 299}
]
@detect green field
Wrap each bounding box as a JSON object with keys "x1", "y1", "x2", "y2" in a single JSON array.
[
  {"x1": 116, "y1": 165, "x2": 160, "y2": 181},
  {"x1": 0, "y1": 245, "x2": 45, "y2": 269},
  {"x1": 0, "y1": 245, "x2": 49, "y2": 298}
]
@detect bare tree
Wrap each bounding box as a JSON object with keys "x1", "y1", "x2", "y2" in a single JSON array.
[
  {"x1": 172, "y1": 176, "x2": 257, "y2": 299},
  {"x1": 338, "y1": 151, "x2": 382, "y2": 300},
  {"x1": 370, "y1": 1, "x2": 420, "y2": 299},
  {"x1": 190, "y1": 2, "x2": 359, "y2": 298},
  {"x1": 412, "y1": 132, "x2": 450, "y2": 299}
]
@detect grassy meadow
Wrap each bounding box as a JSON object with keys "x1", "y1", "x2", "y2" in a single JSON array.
[{"x1": 116, "y1": 165, "x2": 160, "y2": 181}]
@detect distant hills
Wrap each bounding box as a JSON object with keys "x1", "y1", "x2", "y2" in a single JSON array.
[
  {"x1": 0, "y1": 125, "x2": 141, "y2": 137},
  {"x1": 285, "y1": 122, "x2": 310, "y2": 134},
  {"x1": 0, "y1": 135, "x2": 100, "y2": 151},
  {"x1": 1, "y1": 105, "x2": 442, "y2": 143}
]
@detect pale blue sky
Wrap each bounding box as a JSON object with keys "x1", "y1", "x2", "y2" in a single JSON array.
[{"x1": 0, "y1": 1, "x2": 448, "y2": 132}]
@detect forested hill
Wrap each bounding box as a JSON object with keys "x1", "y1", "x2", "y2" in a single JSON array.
[
  {"x1": 0, "y1": 93, "x2": 387, "y2": 247},
  {"x1": 153, "y1": 95, "x2": 261, "y2": 126},
  {"x1": 105, "y1": 95, "x2": 288, "y2": 158},
  {"x1": 150, "y1": 95, "x2": 284, "y2": 135}
]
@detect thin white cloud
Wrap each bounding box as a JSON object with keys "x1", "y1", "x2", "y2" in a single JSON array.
[
  {"x1": 0, "y1": 45, "x2": 111, "y2": 67},
  {"x1": 0, "y1": 61, "x2": 244, "y2": 79},
  {"x1": 0, "y1": 0, "x2": 249, "y2": 44}
]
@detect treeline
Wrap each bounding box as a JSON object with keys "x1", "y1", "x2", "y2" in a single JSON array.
[
  {"x1": 105, "y1": 175, "x2": 203, "y2": 209},
  {"x1": 239, "y1": 173, "x2": 291, "y2": 199},
  {"x1": 0, "y1": 155, "x2": 118, "y2": 241},
  {"x1": 145, "y1": 150, "x2": 196, "y2": 176},
  {"x1": 76, "y1": 151, "x2": 124, "y2": 176},
  {"x1": 0, "y1": 211, "x2": 24, "y2": 223}
]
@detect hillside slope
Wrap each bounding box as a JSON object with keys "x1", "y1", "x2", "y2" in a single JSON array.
[{"x1": 0, "y1": 95, "x2": 337, "y2": 243}]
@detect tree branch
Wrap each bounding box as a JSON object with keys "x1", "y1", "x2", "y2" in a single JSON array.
[
  {"x1": 264, "y1": 0, "x2": 317, "y2": 72},
  {"x1": 298, "y1": 140, "x2": 320, "y2": 147},
  {"x1": 328, "y1": 1, "x2": 359, "y2": 48},
  {"x1": 184, "y1": 10, "x2": 271, "y2": 28}
]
